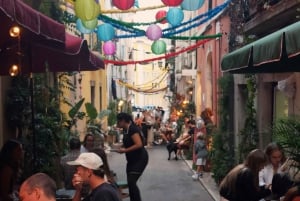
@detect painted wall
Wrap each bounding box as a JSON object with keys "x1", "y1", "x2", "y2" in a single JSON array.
[{"x1": 196, "y1": 6, "x2": 231, "y2": 123}]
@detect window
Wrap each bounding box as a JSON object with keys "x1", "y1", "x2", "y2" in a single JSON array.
[{"x1": 208, "y1": 0, "x2": 212, "y2": 10}]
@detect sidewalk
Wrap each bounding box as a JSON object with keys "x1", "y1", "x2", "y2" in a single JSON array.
[{"x1": 184, "y1": 159, "x2": 222, "y2": 201}]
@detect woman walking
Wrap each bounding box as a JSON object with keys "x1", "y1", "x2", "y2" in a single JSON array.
[{"x1": 116, "y1": 112, "x2": 149, "y2": 201}]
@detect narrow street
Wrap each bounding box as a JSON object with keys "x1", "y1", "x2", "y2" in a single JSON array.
[{"x1": 108, "y1": 145, "x2": 214, "y2": 201}]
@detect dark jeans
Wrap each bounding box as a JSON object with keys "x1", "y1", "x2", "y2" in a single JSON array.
[
  {"x1": 127, "y1": 172, "x2": 142, "y2": 201},
  {"x1": 126, "y1": 150, "x2": 148, "y2": 201}
]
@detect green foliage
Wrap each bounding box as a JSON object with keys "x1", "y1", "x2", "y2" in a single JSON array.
[
  {"x1": 85, "y1": 102, "x2": 98, "y2": 121},
  {"x1": 273, "y1": 117, "x2": 300, "y2": 166},
  {"x1": 238, "y1": 75, "x2": 258, "y2": 161},
  {"x1": 68, "y1": 98, "x2": 85, "y2": 119},
  {"x1": 176, "y1": 101, "x2": 196, "y2": 137},
  {"x1": 211, "y1": 74, "x2": 235, "y2": 184},
  {"x1": 107, "y1": 101, "x2": 117, "y2": 126}
]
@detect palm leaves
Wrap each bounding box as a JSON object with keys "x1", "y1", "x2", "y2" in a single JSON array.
[{"x1": 273, "y1": 117, "x2": 300, "y2": 165}]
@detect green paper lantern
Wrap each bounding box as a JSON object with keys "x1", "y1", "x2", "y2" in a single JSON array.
[
  {"x1": 151, "y1": 40, "x2": 166, "y2": 55},
  {"x1": 75, "y1": 0, "x2": 100, "y2": 21},
  {"x1": 82, "y1": 18, "x2": 98, "y2": 30}
]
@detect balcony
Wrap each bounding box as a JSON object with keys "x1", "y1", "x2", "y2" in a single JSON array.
[{"x1": 243, "y1": 0, "x2": 300, "y2": 37}]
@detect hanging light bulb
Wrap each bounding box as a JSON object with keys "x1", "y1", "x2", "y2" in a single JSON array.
[
  {"x1": 9, "y1": 26, "x2": 21, "y2": 38},
  {"x1": 9, "y1": 64, "x2": 20, "y2": 76}
]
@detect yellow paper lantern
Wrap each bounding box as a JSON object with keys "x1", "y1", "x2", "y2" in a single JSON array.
[{"x1": 75, "y1": 0, "x2": 100, "y2": 21}]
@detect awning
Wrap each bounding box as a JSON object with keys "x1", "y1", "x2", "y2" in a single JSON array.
[
  {"x1": 0, "y1": 0, "x2": 104, "y2": 75},
  {"x1": 221, "y1": 21, "x2": 300, "y2": 73}
]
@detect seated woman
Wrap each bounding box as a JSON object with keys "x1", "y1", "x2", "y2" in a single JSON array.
[
  {"x1": 220, "y1": 149, "x2": 271, "y2": 201},
  {"x1": 259, "y1": 142, "x2": 286, "y2": 187},
  {"x1": 177, "y1": 120, "x2": 195, "y2": 150}
]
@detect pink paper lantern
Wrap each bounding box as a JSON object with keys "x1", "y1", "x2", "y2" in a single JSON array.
[
  {"x1": 103, "y1": 41, "x2": 116, "y2": 55},
  {"x1": 156, "y1": 10, "x2": 167, "y2": 24},
  {"x1": 161, "y1": 0, "x2": 183, "y2": 6},
  {"x1": 146, "y1": 24, "x2": 162, "y2": 41},
  {"x1": 112, "y1": 0, "x2": 135, "y2": 10}
]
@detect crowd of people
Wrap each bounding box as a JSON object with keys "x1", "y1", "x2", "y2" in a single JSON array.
[
  {"x1": 1, "y1": 109, "x2": 300, "y2": 201},
  {"x1": 219, "y1": 142, "x2": 300, "y2": 201}
]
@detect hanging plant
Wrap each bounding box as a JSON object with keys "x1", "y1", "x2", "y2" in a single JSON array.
[{"x1": 238, "y1": 74, "x2": 258, "y2": 162}]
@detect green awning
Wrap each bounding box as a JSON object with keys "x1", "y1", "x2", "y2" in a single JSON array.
[{"x1": 221, "y1": 21, "x2": 300, "y2": 73}]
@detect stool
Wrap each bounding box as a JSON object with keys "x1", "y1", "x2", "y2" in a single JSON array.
[{"x1": 116, "y1": 180, "x2": 129, "y2": 199}]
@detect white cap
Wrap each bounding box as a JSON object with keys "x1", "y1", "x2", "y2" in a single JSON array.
[{"x1": 67, "y1": 153, "x2": 103, "y2": 170}]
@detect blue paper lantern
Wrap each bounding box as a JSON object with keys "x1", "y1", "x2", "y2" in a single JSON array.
[
  {"x1": 76, "y1": 19, "x2": 93, "y2": 34},
  {"x1": 166, "y1": 8, "x2": 184, "y2": 27},
  {"x1": 151, "y1": 40, "x2": 166, "y2": 55},
  {"x1": 181, "y1": 0, "x2": 204, "y2": 11},
  {"x1": 97, "y1": 23, "x2": 115, "y2": 42}
]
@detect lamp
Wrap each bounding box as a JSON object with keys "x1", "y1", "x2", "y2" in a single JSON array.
[
  {"x1": 9, "y1": 26, "x2": 20, "y2": 38},
  {"x1": 9, "y1": 64, "x2": 20, "y2": 76},
  {"x1": 9, "y1": 25, "x2": 22, "y2": 76}
]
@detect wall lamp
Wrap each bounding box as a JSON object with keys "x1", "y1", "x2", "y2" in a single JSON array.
[
  {"x1": 9, "y1": 25, "x2": 21, "y2": 76},
  {"x1": 9, "y1": 26, "x2": 21, "y2": 38}
]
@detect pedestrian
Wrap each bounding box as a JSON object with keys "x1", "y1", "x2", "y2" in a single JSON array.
[
  {"x1": 259, "y1": 142, "x2": 286, "y2": 188},
  {"x1": 68, "y1": 152, "x2": 121, "y2": 201},
  {"x1": 192, "y1": 132, "x2": 208, "y2": 180},
  {"x1": 116, "y1": 112, "x2": 149, "y2": 201},
  {"x1": 219, "y1": 149, "x2": 271, "y2": 201},
  {"x1": 0, "y1": 139, "x2": 23, "y2": 201},
  {"x1": 19, "y1": 173, "x2": 56, "y2": 201},
  {"x1": 60, "y1": 138, "x2": 81, "y2": 189},
  {"x1": 80, "y1": 133, "x2": 94, "y2": 153}
]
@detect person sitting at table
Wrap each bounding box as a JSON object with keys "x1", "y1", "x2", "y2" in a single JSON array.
[
  {"x1": 19, "y1": 173, "x2": 56, "y2": 201},
  {"x1": 61, "y1": 138, "x2": 81, "y2": 189},
  {"x1": 68, "y1": 152, "x2": 121, "y2": 201}
]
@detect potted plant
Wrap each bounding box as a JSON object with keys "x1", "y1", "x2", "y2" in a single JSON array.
[{"x1": 273, "y1": 117, "x2": 300, "y2": 181}]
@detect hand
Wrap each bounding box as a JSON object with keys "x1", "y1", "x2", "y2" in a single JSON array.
[
  {"x1": 72, "y1": 173, "x2": 83, "y2": 191},
  {"x1": 118, "y1": 148, "x2": 126, "y2": 154}
]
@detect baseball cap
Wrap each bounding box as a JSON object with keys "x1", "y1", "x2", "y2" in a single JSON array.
[{"x1": 67, "y1": 153, "x2": 103, "y2": 170}]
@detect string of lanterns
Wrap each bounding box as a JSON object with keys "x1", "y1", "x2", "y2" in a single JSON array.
[
  {"x1": 98, "y1": 1, "x2": 229, "y2": 39},
  {"x1": 65, "y1": 0, "x2": 166, "y2": 14},
  {"x1": 71, "y1": 0, "x2": 230, "y2": 56},
  {"x1": 104, "y1": 38, "x2": 212, "y2": 65}
]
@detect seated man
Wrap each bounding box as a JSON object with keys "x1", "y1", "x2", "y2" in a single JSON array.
[
  {"x1": 19, "y1": 173, "x2": 56, "y2": 201},
  {"x1": 61, "y1": 138, "x2": 81, "y2": 189}
]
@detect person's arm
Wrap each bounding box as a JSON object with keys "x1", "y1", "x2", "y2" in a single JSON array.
[
  {"x1": 118, "y1": 133, "x2": 143, "y2": 153},
  {"x1": 0, "y1": 166, "x2": 13, "y2": 201}
]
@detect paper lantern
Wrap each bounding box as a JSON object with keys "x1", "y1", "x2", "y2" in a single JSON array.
[
  {"x1": 146, "y1": 25, "x2": 162, "y2": 41},
  {"x1": 181, "y1": 0, "x2": 204, "y2": 11},
  {"x1": 76, "y1": 19, "x2": 93, "y2": 34},
  {"x1": 75, "y1": 0, "x2": 100, "y2": 21},
  {"x1": 97, "y1": 23, "x2": 115, "y2": 42},
  {"x1": 103, "y1": 41, "x2": 116, "y2": 55},
  {"x1": 155, "y1": 10, "x2": 167, "y2": 24},
  {"x1": 151, "y1": 40, "x2": 166, "y2": 55},
  {"x1": 112, "y1": 0, "x2": 134, "y2": 10},
  {"x1": 82, "y1": 18, "x2": 98, "y2": 30},
  {"x1": 167, "y1": 8, "x2": 184, "y2": 26},
  {"x1": 161, "y1": 0, "x2": 183, "y2": 6}
]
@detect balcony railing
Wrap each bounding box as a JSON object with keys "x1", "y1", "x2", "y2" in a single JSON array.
[{"x1": 243, "y1": 0, "x2": 300, "y2": 37}]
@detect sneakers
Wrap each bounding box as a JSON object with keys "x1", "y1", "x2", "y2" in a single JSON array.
[
  {"x1": 192, "y1": 174, "x2": 199, "y2": 181},
  {"x1": 192, "y1": 173, "x2": 203, "y2": 181}
]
